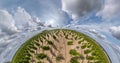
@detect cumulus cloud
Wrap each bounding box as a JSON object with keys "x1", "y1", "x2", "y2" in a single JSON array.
[
  {"x1": 0, "y1": 10, "x2": 18, "y2": 34},
  {"x1": 43, "y1": 9, "x2": 71, "y2": 27},
  {"x1": 14, "y1": 7, "x2": 31, "y2": 29},
  {"x1": 32, "y1": 16, "x2": 45, "y2": 26},
  {"x1": 13, "y1": 7, "x2": 33, "y2": 30},
  {"x1": 109, "y1": 26, "x2": 120, "y2": 40},
  {"x1": 61, "y1": 0, "x2": 102, "y2": 19},
  {"x1": 0, "y1": 7, "x2": 43, "y2": 34},
  {"x1": 0, "y1": 0, "x2": 71, "y2": 27},
  {"x1": 96, "y1": 0, "x2": 120, "y2": 19}
]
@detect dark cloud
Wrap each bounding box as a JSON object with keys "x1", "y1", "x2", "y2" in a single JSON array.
[
  {"x1": 97, "y1": 0, "x2": 120, "y2": 19},
  {"x1": 62, "y1": 0, "x2": 102, "y2": 19}
]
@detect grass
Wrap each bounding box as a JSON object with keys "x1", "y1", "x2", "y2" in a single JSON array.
[
  {"x1": 67, "y1": 41, "x2": 73, "y2": 45},
  {"x1": 70, "y1": 57, "x2": 79, "y2": 63},
  {"x1": 69, "y1": 49, "x2": 80, "y2": 56},
  {"x1": 40, "y1": 46, "x2": 50, "y2": 50},
  {"x1": 56, "y1": 54, "x2": 64, "y2": 61},
  {"x1": 11, "y1": 29, "x2": 110, "y2": 63},
  {"x1": 36, "y1": 53, "x2": 47, "y2": 59}
]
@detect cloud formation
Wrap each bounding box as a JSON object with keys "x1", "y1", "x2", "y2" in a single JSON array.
[
  {"x1": 89, "y1": 29, "x2": 106, "y2": 39},
  {"x1": 61, "y1": 0, "x2": 102, "y2": 19},
  {"x1": 13, "y1": 7, "x2": 33, "y2": 30},
  {"x1": 109, "y1": 26, "x2": 120, "y2": 40},
  {"x1": 97, "y1": 0, "x2": 120, "y2": 20},
  {"x1": 0, "y1": 7, "x2": 45, "y2": 35},
  {"x1": 0, "y1": 0, "x2": 71, "y2": 27},
  {"x1": 0, "y1": 10, "x2": 18, "y2": 34}
]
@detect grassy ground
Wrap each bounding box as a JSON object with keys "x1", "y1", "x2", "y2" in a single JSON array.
[{"x1": 11, "y1": 29, "x2": 110, "y2": 63}]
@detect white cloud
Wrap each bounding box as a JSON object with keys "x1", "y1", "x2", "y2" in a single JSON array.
[
  {"x1": 89, "y1": 29, "x2": 106, "y2": 39},
  {"x1": 13, "y1": 7, "x2": 33, "y2": 30},
  {"x1": 14, "y1": 7, "x2": 31, "y2": 29},
  {"x1": 32, "y1": 16, "x2": 45, "y2": 26},
  {"x1": 0, "y1": 10, "x2": 18, "y2": 34},
  {"x1": 0, "y1": 7, "x2": 43, "y2": 34},
  {"x1": 96, "y1": 0, "x2": 120, "y2": 20},
  {"x1": 109, "y1": 26, "x2": 120, "y2": 40},
  {"x1": 0, "y1": 29, "x2": 2, "y2": 34},
  {"x1": 61, "y1": 0, "x2": 102, "y2": 20},
  {"x1": 43, "y1": 9, "x2": 71, "y2": 27}
]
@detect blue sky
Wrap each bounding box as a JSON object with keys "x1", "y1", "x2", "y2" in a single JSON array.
[
  {"x1": 0, "y1": 0, "x2": 120, "y2": 63},
  {"x1": 0, "y1": 0, "x2": 71, "y2": 27},
  {"x1": 0, "y1": 0, "x2": 120, "y2": 26}
]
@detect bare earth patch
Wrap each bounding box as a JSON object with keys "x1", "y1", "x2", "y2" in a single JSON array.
[{"x1": 12, "y1": 29, "x2": 110, "y2": 63}]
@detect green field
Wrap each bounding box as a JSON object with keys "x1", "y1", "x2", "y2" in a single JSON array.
[{"x1": 11, "y1": 29, "x2": 110, "y2": 63}]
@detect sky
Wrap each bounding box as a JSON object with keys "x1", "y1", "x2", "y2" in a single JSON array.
[{"x1": 0, "y1": 0, "x2": 120, "y2": 63}]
